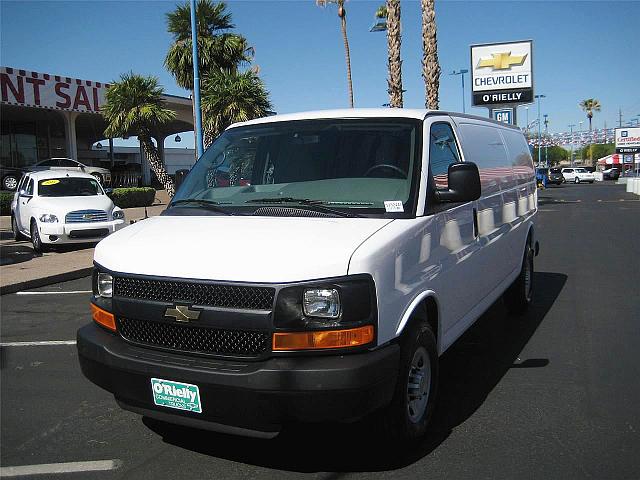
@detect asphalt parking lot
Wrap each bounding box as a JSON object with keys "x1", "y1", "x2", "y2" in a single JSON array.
[{"x1": 1, "y1": 182, "x2": 639, "y2": 479}]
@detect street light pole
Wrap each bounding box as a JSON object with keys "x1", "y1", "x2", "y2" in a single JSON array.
[
  {"x1": 535, "y1": 94, "x2": 546, "y2": 167},
  {"x1": 190, "y1": 0, "x2": 204, "y2": 159},
  {"x1": 525, "y1": 106, "x2": 529, "y2": 137},
  {"x1": 544, "y1": 114, "x2": 549, "y2": 167},
  {"x1": 568, "y1": 124, "x2": 576, "y2": 166},
  {"x1": 449, "y1": 69, "x2": 468, "y2": 113},
  {"x1": 579, "y1": 121, "x2": 584, "y2": 162}
]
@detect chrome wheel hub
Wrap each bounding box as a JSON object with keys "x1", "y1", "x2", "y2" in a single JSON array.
[{"x1": 407, "y1": 346, "x2": 431, "y2": 423}]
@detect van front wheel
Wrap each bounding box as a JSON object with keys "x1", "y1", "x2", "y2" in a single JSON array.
[
  {"x1": 383, "y1": 322, "x2": 438, "y2": 441},
  {"x1": 504, "y1": 241, "x2": 534, "y2": 314}
]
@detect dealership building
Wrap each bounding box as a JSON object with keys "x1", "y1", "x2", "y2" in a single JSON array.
[{"x1": 1, "y1": 66, "x2": 195, "y2": 185}]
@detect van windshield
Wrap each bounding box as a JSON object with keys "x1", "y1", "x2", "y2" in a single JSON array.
[{"x1": 171, "y1": 119, "x2": 420, "y2": 216}]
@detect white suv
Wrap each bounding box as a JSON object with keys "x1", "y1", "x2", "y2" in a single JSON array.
[{"x1": 561, "y1": 167, "x2": 595, "y2": 184}]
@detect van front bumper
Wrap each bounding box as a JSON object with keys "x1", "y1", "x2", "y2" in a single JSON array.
[{"x1": 77, "y1": 323, "x2": 399, "y2": 437}]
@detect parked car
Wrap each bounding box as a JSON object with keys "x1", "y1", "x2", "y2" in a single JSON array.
[
  {"x1": 11, "y1": 171, "x2": 126, "y2": 253},
  {"x1": 548, "y1": 168, "x2": 565, "y2": 185},
  {"x1": 78, "y1": 109, "x2": 538, "y2": 442},
  {"x1": 561, "y1": 167, "x2": 595, "y2": 183},
  {"x1": 602, "y1": 168, "x2": 620, "y2": 180},
  {"x1": 29, "y1": 158, "x2": 112, "y2": 185},
  {"x1": 1, "y1": 166, "x2": 27, "y2": 191}
]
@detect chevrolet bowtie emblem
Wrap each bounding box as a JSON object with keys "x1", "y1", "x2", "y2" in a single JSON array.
[
  {"x1": 477, "y1": 52, "x2": 527, "y2": 70},
  {"x1": 165, "y1": 305, "x2": 201, "y2": 322}
]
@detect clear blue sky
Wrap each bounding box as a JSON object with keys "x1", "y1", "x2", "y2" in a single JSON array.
[{"x1": 2, "y1": 0, "x2": 639, "y2": 149}]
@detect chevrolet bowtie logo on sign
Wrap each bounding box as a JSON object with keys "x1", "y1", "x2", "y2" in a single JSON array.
[
  {"x1": 477, "y1": 52, "x2": 527, "y2": 70},
  {"x1": 165, "y1": 305, "x2": 201, "y2": 322},
  {"x1": 470, "y1": 40, "x2": 533, "y2": 107}
]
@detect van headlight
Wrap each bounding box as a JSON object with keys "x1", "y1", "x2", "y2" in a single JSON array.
[
  {"x1": 97, "y1": 273, "x2": 113, "y2": 298},
  {"x1": 303, "y1": 288, "x2": 340, "y2": 318},
  {"x1": 112, "y1": 209, "x2": 124, "y2": 220},
  {"x1": 39, "y1": 214, "x2": 58, "y2": 223}
]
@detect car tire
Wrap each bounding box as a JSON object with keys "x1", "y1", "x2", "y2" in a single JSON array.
[
  {"x1": 91, "y1": 173, "x2": 103, "y2": 184},
  {"x1": 589, "y1": 181, "x2": 594, "y2": 184},
  {"x1": 504, "y1": 238, "x2": 534, "y2": 315},
  {"x1": 12, "y1": 215, "x2": 27, "y2": 241},
  {"x1": 382, "y1": 321, "x2": 439, "y2": 442},
  {"x1": 30, "y1": 219, "x2": 46, "y2": 254},
  {"x1": 3, "y1": 174, "x2": 19, "y2": 191},
  {"x1": 574, "y1": 177, "x2": 580, "y2": 184}
]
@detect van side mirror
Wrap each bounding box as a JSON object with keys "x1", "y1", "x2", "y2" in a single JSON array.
[
  {"x1": 435, "y1": 162, "x2": 481, "y2": 203},
  {"x1": 104, "y1": 188, "x2": 113, "y2": 195},
  {"x1": 19, "y1": 189, "x2": 32, "y2": 198}
]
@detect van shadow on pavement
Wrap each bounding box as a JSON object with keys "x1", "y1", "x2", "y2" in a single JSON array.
[{"x1": 143, "y1": 271, "x2": 567, "y2": 473}]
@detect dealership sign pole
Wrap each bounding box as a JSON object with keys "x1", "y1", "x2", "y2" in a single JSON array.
[
  {"x1": 615, "y1": 127, "x2": 640, "y2": 176},
  {"x1": 470, "y1": 40, "x2": 534, "y2": 130}
]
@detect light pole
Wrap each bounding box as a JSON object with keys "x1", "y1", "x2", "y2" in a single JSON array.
[
  {"x1": 543, "y1": 114, "x2": 549, "y2": 167},
  {"x1": 525, "y1": 106, "x2": 529, "y2": 136},
  {"x1": 579, "y1": 121, "x2": 584, "y2": 162},
  {"x1": 449, "y1": 70, "x2": 468, "y2": 113},
  {"x1": 568, "y1": 124, "x2": 576, "y2": 166},
  {"x1": 190, "y1": 0, "x2": 204, "y2": 159},
  {"x1": 535, "y1": 94, "x2": 546, "y2": 167}
]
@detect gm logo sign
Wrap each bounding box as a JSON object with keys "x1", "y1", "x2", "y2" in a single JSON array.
[
  {"x1": 494, "y1": 108, "x2": 513, "y2": 125},
  {"x1": 621, "y1": 131, "x2": 628, "y2": 137}
]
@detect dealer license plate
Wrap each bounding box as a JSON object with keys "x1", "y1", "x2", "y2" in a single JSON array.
[{"x1": 150, "y1": 378, "x2": 202, "y2": 413}]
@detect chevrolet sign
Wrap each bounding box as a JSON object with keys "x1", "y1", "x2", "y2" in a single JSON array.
[{"x1": 471, "y1": 40, "x2": 533, "y2": 106}]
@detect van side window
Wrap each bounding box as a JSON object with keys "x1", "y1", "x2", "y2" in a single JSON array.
[
  {"x1": 457, "y1": 123, "x2": 509, "y2": 194},
  {"x1": 429, "y1": 123, "x2": 460, "y2": 188}
]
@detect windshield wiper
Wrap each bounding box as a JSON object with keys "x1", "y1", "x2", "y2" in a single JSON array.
[
  {"x1": 169, "y1": 199, "x2": 235, "y2": 216},
  {"x1": 246, "y1": 197, "x2": 362, "y2": 218}
]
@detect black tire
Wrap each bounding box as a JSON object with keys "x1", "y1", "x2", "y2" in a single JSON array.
[
  {"x1": 504, "y1": 239, "x2": 534, "y2": 314},
  {"x1": 574, "y1": 177, "x2": 580, "y2": 184},
  {"x1": 589, "y1": 181, "x2": 594, "y2": 184},
  {"x1": 12, "y1": 215, "x2": 27, "y2": 241},
  {"x1": 3, "y1": 174, "x2": 19, "y2": 191},
  {"x1": 383, "y1": 321, "x2": 439, "y2": 441},
  {"x1": 30, "y1": 219, "x2": 46, "y2": 254}
]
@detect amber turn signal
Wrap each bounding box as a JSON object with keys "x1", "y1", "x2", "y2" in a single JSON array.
[
  {"x1": 91, "y1": 303, "x2": 116, "y2": 332},
  {"x1": 273, "y1": 325, "x2": 374, "y2": 351}
]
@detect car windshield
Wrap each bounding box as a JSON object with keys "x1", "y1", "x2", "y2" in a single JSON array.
[
  {"x1": 38, "y1": 177, "x2": 103, "y2": 197},
  {"x1": 171, "y1": 118, "x2": 420, "y2": 215}
]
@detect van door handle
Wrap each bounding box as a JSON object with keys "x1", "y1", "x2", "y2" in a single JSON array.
[{"x1": 472, "y1": 208, "x2": 479, "y2": 238}]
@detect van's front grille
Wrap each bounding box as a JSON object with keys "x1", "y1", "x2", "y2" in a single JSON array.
[
  {"x1": 117, "y1": 317, "x2": 270, "y2": 357},
  {"x1": 113, "y1": 277, "x2": 275, "y2": 310},
  {"x1": 66, "y1": 209, "x2": 108, "y2": 223}
]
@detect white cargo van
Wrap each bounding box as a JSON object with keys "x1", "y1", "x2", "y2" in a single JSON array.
[{"x1": 78, "y1": 109, "x2": 538, "y2": 440}]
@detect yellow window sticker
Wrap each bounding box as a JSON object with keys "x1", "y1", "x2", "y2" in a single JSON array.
[{"x1": 41, "y1": 179, "x2": 60, "y2": 185}]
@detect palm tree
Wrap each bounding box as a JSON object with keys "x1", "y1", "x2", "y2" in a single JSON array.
[
  {"x1": 165, "y1": 1, "x2": 254, "y2": 150},
  {"x1": 200, "y1": 69, "x2": 272, "y2": 145},
  {"x1": 579, "y1": 98, "x2": 601, "y2": 131},
  {"x1": 102, "y1": 73, "x2": 177, "y2": 196},
  {"x1": 316, "y1": 0, "x2": 355, "y2": 108},
  {"x1": 378, "y1": 0, "x2": 403, "y2": 108},
  {"x1": 421, "y1": 0, "x2": 440, "y2": 109}
]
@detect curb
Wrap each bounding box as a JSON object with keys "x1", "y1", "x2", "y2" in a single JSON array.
[{"x1": 0, "y1": 267, "x2": 93, "y2": 295}]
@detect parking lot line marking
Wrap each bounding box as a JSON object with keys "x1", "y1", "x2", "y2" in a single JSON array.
[
  {"x1": 17, "y1": 290, "x2": 92, "y2": 295},
  {"x1": 0, "y1": 460, "x2": 121, "y2": 477},
  {"x1": 0, "y1": 340, "x2": 76, "y2": 347}
]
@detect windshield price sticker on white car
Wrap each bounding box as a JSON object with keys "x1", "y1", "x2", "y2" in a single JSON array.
[
  {"x1": 384, "y1": 201, "x2": 404, "y2": 213},
  {"x1": 151, "y1": 378, "x2": 202, "y2": 413}
]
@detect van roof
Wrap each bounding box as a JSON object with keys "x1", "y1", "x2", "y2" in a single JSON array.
[{"x1": 228, "y1": 108, "x2": 521, "y2": 131}]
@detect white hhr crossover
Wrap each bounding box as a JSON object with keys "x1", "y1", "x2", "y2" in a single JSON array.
[
  {"x1": 78, "y1": 109, "x2": 538, "y2": 441},
  {"x1": 11, "y1": 171, "x2": 126, "y2": 253}
]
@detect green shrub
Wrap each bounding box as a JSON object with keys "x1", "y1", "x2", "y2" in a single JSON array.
[
  {"x1": 108, "y1": 188, "x2": 156, "y2": 209},
  {"x1": 0, "y1": 191, "x2": 14, "y2": 215}
]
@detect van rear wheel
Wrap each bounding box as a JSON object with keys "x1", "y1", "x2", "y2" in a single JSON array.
[
  {"x1": 504, "y1": 241, "x2": 534, "y2": 314},
  {"x1": 382, "y1": 321, "x2": 438, "y2": 441}
]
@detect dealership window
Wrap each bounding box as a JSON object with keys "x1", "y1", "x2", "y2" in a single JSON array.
[{"x1": 0, "y1": 107, "x2": 66, "y2": 168}]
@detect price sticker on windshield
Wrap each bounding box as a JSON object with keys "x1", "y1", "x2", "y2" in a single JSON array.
[
  {"x1": 384, "y1": 200, "x2": 404, "y2": 213},
  {"x1": 41, "y1": 179, "x2": 60, "y2": 185}
]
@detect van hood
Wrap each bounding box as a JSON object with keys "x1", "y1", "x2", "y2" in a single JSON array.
[{"x1": 94, "y1": 215, "x2": 393, "y2": 283}]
